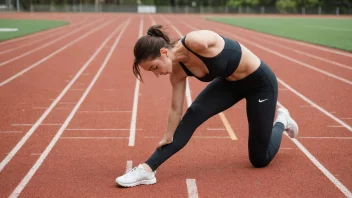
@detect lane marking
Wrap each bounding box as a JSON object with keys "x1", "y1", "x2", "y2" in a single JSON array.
[
  {"x1": 0, "y1": 20, "x2": 87, "y2": 55},
  {"x1": 0, "y1": 18, "x2": 124, "y2": 173},
  {"x1": 277, "y1": 102, "x2": 352, "y2": 197},
  {"x1": 0, "y1": 131, "x2": 22, "y2": 134},
  {"x1": 0, "y1": 19, "x2": 101, "y2": 68},
  {"x1": 299, "y1": 137, "x2": 352, "y2": 139},
  {"x1": 144, "y1": 136, "x2": 230, "y2": 139},
  {"x1": 66, "y1": 128, "x2": 142, "y2": 131},
  {"x1": 77, "y1": 110, "x2": 131, "y2": 113},
  {"x1": 11, "y1": 123, "x2": 62, "y2": 126},
  {"x1": 206, "y1": 128, "x2": 226, "y2": 130},
  {"x1": 0, "y1": 19, "x2": 112, "y2": 87},
  {"x1": 327, "y1": 125, "x2": 344, "y2": 128},
  {"x1": 233, "y1": 31, "x2": 352, "y2": 71},
  {"x1": 129, "y1": 16, "x2": 143, "y2": 147},
  {"x1": 0, "y1": 20, "x2": 85, "y2": 47},
  {"x1": 277, "y1": 79, "x2": 351, "y2": 132},
  {"x1": 60, "y1": 137, "x2": 129, "y2": 139},
  {"x1": 126, "y1": 160, "x2": 133, "y2": 173},
  {"x1": 186, "y1": 179, "x2": 199, "y2": 198},
  {"x1": 160, "y1": 15, "x2": 237, "y2": 140},
  {"x1": 9, "y1": 19, "x2": 131, "y2": 198}
]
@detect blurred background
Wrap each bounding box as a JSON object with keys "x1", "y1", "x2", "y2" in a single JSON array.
[{"x1": 1, "y1": 0, "x2": 351, "y2": 15}]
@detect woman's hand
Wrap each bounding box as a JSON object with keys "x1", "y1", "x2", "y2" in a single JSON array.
[{"x1": 157, "y1": 135, "x2": 173, "y2": 149}]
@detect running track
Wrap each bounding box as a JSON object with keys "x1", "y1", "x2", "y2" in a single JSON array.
[{"x1": 0, "y1": 13, "x2": 351, "y2": 198}]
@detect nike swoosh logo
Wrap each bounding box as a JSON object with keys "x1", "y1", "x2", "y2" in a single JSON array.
[{"x1": 258, "y1": 99, "x2": 268, "y2": 103}]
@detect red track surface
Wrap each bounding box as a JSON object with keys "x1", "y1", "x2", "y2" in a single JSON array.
[{"x1": 0, "y1": 13, "x2": 351, "y2": 198}]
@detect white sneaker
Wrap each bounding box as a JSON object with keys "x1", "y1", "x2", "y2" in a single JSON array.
[
  {"x1": 275, "y1": 107, "x2": 299, "y2": 138},
  {"x1": 115, "y1": 164, "x2": 157, "y2": 187}
]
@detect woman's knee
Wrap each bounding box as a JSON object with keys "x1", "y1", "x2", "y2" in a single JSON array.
[{"x1": 249, "y1": 153, "x2": 270, "y2": 168}]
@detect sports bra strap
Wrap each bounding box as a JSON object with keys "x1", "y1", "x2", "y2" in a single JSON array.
[{"x1": 179, "y1": 62, "x2": 194, "y2": 76}]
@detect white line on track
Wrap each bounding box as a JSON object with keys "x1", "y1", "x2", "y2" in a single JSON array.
[
  {"x1": 0, "y1": 21, "x2": 81, "y2": 47},
  {"x1": 9, "y1": 18, "x2": 131, "y2": 198},
  {"x1": 77, "y1": 110, "x2": 132, "y2": 113},
  {"x1": 66, "y1": 128, "x2": 142, "y2": 131},
  {"x1": 206, "y1": 128, "x2": 226, "y2": 130},
  {"x1": 0, "y1": 131, "x2": 22, "y2": 134},
  {"x1": 277, "y1": 102, "x2": 352, "y2": 197},
  {"x1": 126, "y1": 160, "x2": 133, "y2": 173},
  {"x1": 0, "y1": 19, "x2": 123, "y2": 174},
  {"x1": 160, "y1": 15, "x2": 238, "y2": 140},
  {"x1": 231, "y1": 31, "x2": 352, "y2": 71},
  {"x1": 0, "y1": 19, "x2": 101, "y2": 67},
  {"x1": 60, "y1": 137, "x2": 129, "y2": 140},
  {"x1": 0, "y1": 20, "x2": 88, "y2": 55},
  {"x1": 128, "y1": 16, "x2": 143, "y2": 147},
  {"x1": 186, "y1": 179, "x2": 199, "y2": 198},
  {"x1": 0, "y1": 19, "x2": 113, "y2": 87},
  {"x1": 299, "y1": 137, "x2": 352, "y2": 139}
]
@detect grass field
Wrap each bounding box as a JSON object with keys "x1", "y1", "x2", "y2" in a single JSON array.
[
  {"x1": 206, "y1": 17, "x2": 352, "y2": 52},
  {"x1": 0, "y1": 19, "x2": 68, "y2": 41}
]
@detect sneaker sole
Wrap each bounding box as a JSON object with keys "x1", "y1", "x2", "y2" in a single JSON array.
[{"x1": 116, "y1": 178, "x2": 157, "y2": 188}]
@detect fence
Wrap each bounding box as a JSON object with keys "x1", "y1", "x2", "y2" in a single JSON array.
[{"x1": 1, "y1": 4, "x2": 352, "y2": 15}]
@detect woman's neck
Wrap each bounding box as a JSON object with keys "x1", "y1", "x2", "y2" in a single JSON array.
[{"x1": 171, "y1": 41, "x2": 190, "y2": 63}]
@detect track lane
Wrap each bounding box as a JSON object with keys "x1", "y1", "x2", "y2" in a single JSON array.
[{"x1": 1, "y1": 16, "x2": 127, "y2": 184}]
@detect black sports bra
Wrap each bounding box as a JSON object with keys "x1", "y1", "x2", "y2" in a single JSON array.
[{"x1": 179, "y1": 35, "x2": 242, "y2": 82}]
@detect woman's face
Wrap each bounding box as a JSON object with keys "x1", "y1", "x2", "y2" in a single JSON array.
[{"x1": 139, "y1": 48, "x2": 173, "y2": 78}]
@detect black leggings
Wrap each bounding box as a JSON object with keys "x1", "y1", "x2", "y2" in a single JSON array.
[{"x1": 145, "y1": 61, "x2": 284, "y2": 170}]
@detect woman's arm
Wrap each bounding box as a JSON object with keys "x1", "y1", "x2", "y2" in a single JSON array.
[{"x1": 165, "y1": 75, "x2": 186, "y2": 138}]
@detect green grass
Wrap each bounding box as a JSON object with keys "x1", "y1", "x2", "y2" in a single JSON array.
[
  {"x1": 206, "y1": 17, "x2": 352, "y2": 52},
  {"x1": 0, "y1": 19, "x2": 69, "y2": 41}
]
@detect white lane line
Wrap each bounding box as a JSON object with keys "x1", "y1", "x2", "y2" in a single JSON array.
[
  {"x1": 160, "y1": 15, "x2": 237, "y2": 140},
  {"x1": 186, "y1": 179, "x2": 199, "y2": 198},
  {"x1": 144, "y1": 136, "x2": 230, "y2": 139},
  {"x1": 60, "y1": 137, "x2": 129, "y2": 139},
  {"x1": 0, "y1": 19, "x2": 101, "y2": 67},
  {"x1": 184, "y1": 22, "x2": 352, "y2": 85},
  {"x1": 126, "y1": 160, "x2": 133, "y2": 173},
  {"x1": 299, "y1": 137, "x2": 352, "y2": 139},
  {"x1": 66, "y1": 128, "x2": 142, "y2": 131},
  {"x1": 234, "y1": 32, "x2": 352, "y2": 71},
  {"x1": 277, "y1": 102, "x2": 352, "y2": 197},
  {"x1": 0, "y1": 19, "x2": 112, "y2": 87},
  {"x1": 129, "y1": 16, "x2": 143, "y2": 147},
  {"x1": 0, "y1": 131, "x2": 22, "y2": 134},
  {"x1": 277, "y1": 79, "x2": 351, "y2": 132},
  {"x1": 9, "y1": 19, "x2": 131, "y2": 198},
  {"x1": 327, "y1": 125, "x2": 344, "y2": 128},
  {"x1": 207, "y1": 128, "x2": 226, "y2": 130},
  {"x1": 0, "y1": 18, "x2": 123, "y2": 174},
  {"x1": 0, "y1": 21, "x2": 87, "y2": 55},
  {"x1": 0, "y1": 21, "x2": 78, "y2": 47},
  {"x1": 77, "y1": 111, "x2": 131, "y2": 113},
  {"x1": 11, "y1": 124, "x2": 62, "y2": 126}
]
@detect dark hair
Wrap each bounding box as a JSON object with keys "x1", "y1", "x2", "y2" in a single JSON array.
[{"x1": 133, "y1": 25, "x2": 175, "y2": 82}]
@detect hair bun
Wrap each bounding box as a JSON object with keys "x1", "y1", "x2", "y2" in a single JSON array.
[{"x1": 146, "y1": 25, "x2": 170, "y2": 43}]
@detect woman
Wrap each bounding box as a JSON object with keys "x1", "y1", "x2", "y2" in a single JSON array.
[{"x1": 115, "y1": 25, "x2": 298, "y2": 187}]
